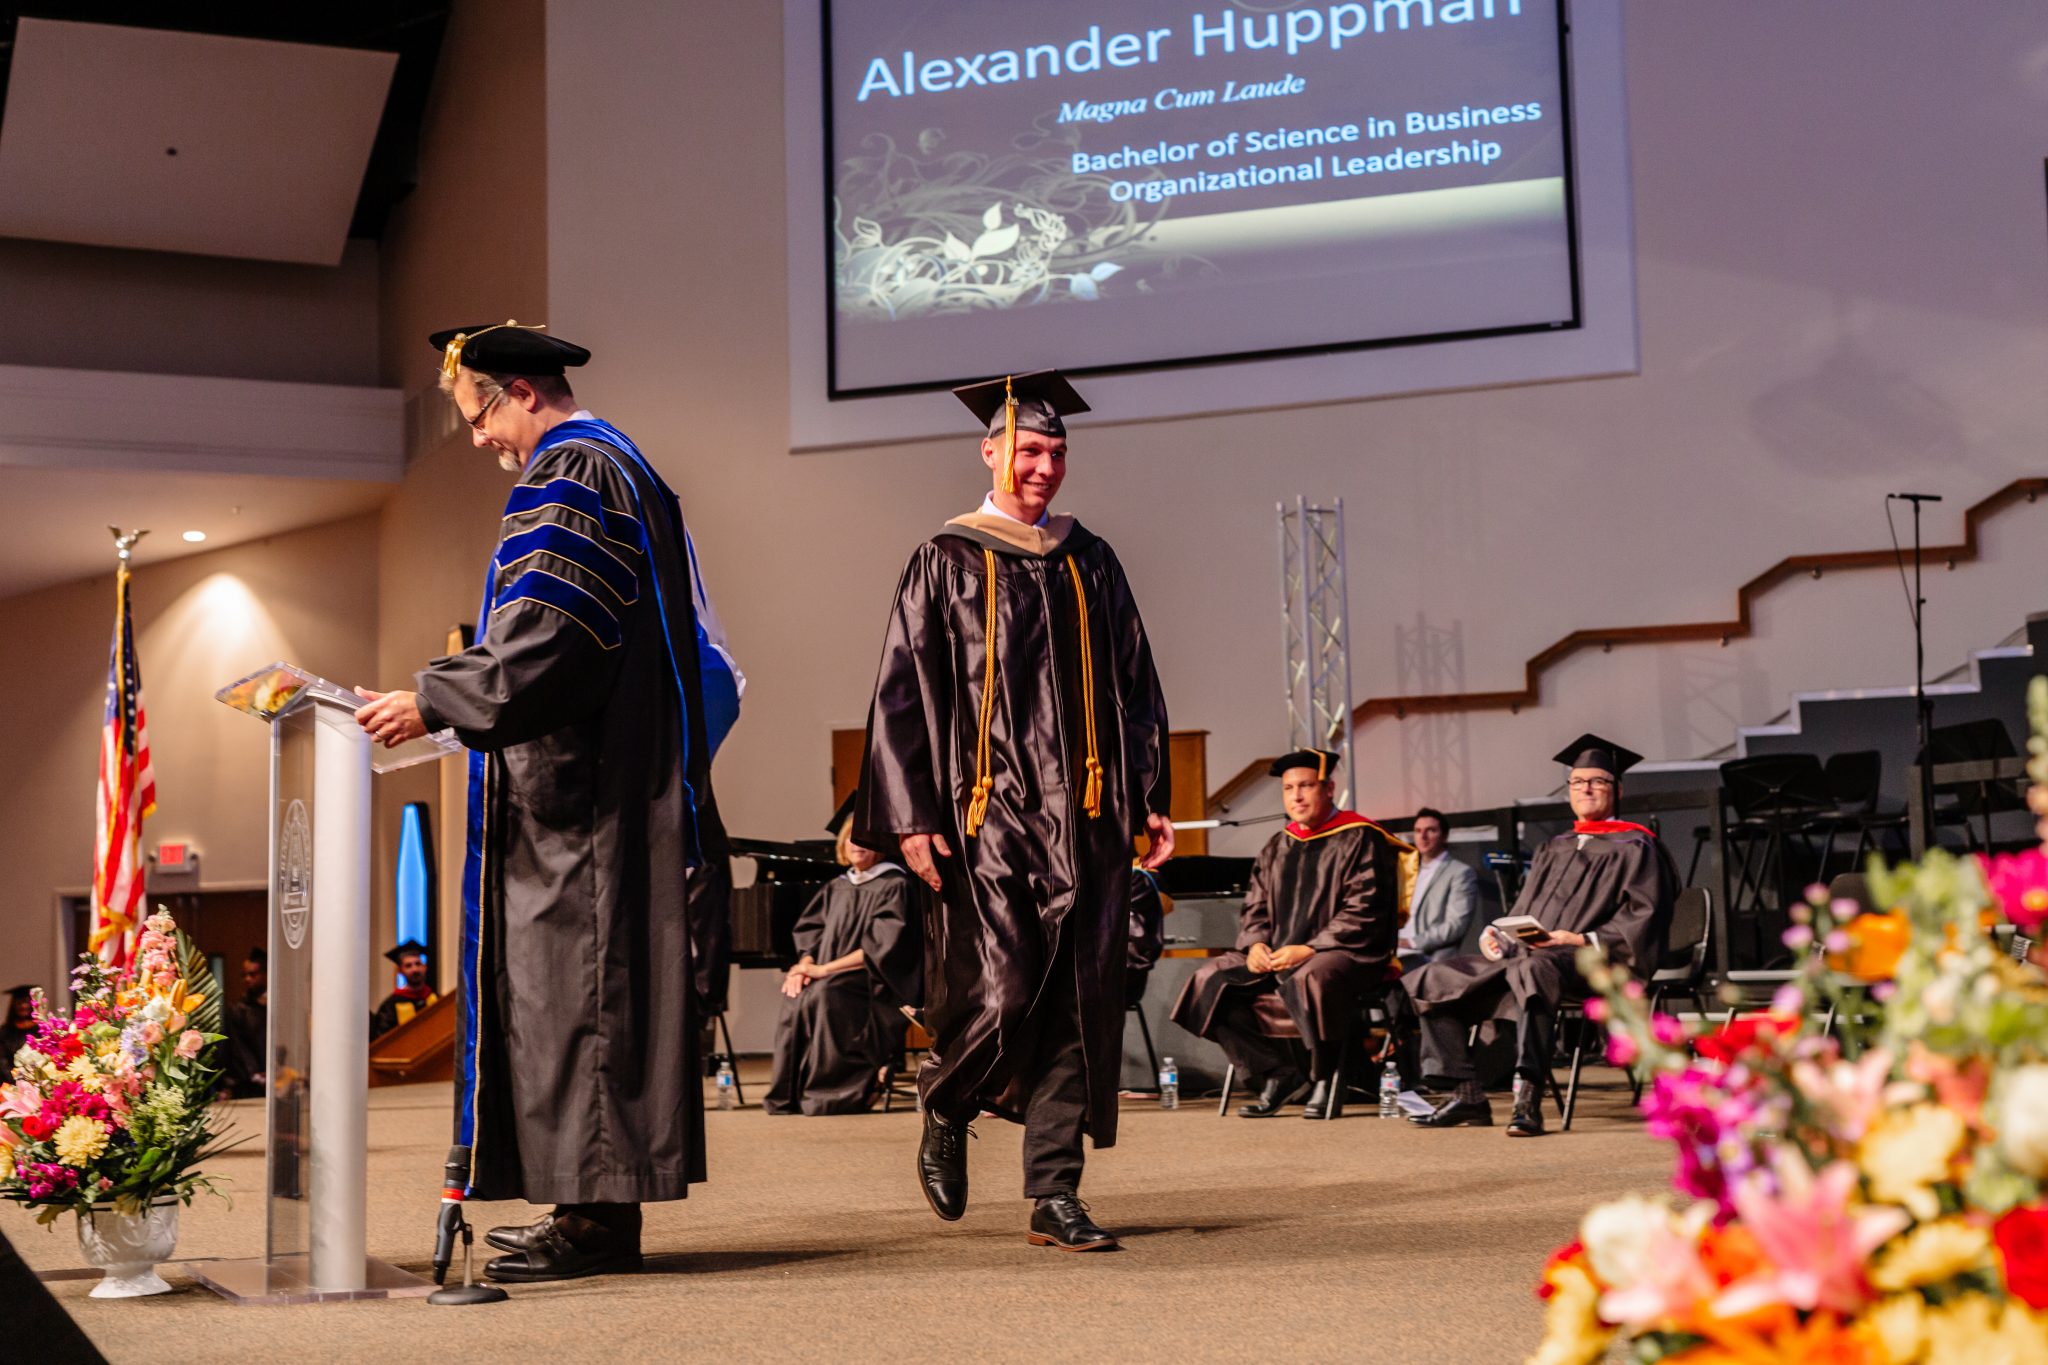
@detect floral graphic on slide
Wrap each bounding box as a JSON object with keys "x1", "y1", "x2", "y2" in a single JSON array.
[{"x1": 833, "y1": 129, "x2": 1208, "y2": 322}]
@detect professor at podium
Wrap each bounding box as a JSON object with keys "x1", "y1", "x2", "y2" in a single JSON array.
[{"x1": 353, "y1": 322, "x2": 728, "y2": 1283}]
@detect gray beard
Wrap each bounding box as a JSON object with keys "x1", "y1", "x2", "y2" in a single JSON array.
[{"x1": 497, "y1": 451, "x2": 522, "y2": 473}]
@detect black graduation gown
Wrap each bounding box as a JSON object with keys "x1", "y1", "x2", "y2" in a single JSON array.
[
  {"x1": 417, "y1": 424, "x2": 710, "y2": 1205},
  {"x1": 855, "y1": 515, "x2": 1171, "y2": 1145},
  {"x1": 1171, "y1": 813, "x2": 1403, "y2": 1048},
  {"x1": 764, "y1": 867, "x2": 923, "y2": 1115},
  {"x1": 1404, "y1": 827, "x2": 1676, "y2": 1025},
  {"x1": 370, "y1": 988, "x2": 436, "y2": 1039}
]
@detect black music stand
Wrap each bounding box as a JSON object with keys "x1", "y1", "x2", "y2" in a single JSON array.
[
  {"x1": 1718, "y1": 753, "x2": 1834, "y2": 966},
  {"x1": 1916, "y1": 719, "x2": 2025, "y2": 852}
]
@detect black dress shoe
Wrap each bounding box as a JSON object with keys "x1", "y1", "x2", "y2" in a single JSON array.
[
  {"x1": 1408, "y1": 1095, "x2": 1494, "y2": 1128},
  {"x1": 1301, "y1": 1078, "x2": 1344, "y2": 1120},
  {"x1": 1507, "y1": 1097, "x2": 1548, "y2": 1137},
  {"x1": 1237, "y1": 1077, "x2": 1306, "y2": 1118},
  {"x1": 917, "y1": 1109, "x2": 971, "y2": 1222},
  {"x1": 482, "y1": 1213, "x2": 642, "y2": 1283},
  {"x1": 488, "y1": 1203, "x2": 641, "y2": 1255},
  {"x1": 485, "y1": 1215, "x2": 547, "y2": 1255},
  {"x1": 1027, "y1": 1192, "x2": 1119, "y2": 1252}
]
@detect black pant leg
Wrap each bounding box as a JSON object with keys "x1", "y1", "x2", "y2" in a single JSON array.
[
  {"x1": 1021, "y1": 937, "x2": 1089, "y2": 1199},
  {"x1": 1419, "y1": 1007, "x2": 1477, "y2": 1084},
  {"x1": 1517, "y1": 997, "x2": 1556, "y2": 1083}
]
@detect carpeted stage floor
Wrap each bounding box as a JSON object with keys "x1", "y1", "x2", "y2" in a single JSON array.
[{"x1": 9, "y1": 1068, "x2": 1669, "y2": 1363}]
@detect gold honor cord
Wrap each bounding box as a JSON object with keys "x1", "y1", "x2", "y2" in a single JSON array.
[
  {"x1": 442, "y1": 319, "x2": 548, "y2": 378},
  {"x1": 965, "y1": 547, "x2": 999, "y2": 838},
  {"x1": 998, "y1": 374, "x2": 1019, "y2": 495},
  {"x1": 1067, "y1": 555, "x2": 1103, "y2": 819}
]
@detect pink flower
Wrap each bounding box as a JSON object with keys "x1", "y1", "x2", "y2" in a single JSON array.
[
  {"x1": 1981, "y1": 848, "x2": 2048, "y2": 928},
  {"x1": 1714, "y1": 1155, "x2": 1908, "y2": 1317},
  {"x1": 1789, "y1": 1048, "x2": 1896, "y2": 1143},
  {"x1": 1651, "y1": 1014, "x2": 1687, "y2": 1047},
  {"x1": 0, "y1": 1082, "x2": 42, "y2": 1120},
  {"x1": 98, "y1": 1177, "x2": 112, "y2": 1191},
  {"x1": 1607, "y1": 1033, "x2": 1640, "y2": 1067},
  {"x1": 1598, "y1": 1211, "x2": 1718, "y2": 1327},
  {"x1": 166, "y1": 1010, "x2": 186, "y2": 1034},
  {"x1": 1583, "y1": 997, "x2": 1608, "y2": 1023},
  {"x1": 175, "y1": 1030, "x2": 203, "y2": 1059},
  {"x1": 138, "y1": 1022, "x2": 163, "y2": 1047}
]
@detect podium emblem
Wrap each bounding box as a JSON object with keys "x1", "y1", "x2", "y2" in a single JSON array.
[{"x1": 280, "y1": 798, "x2": 312, "y2": 950}]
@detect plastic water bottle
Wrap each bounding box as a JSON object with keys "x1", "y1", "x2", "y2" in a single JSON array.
[
  {"x1": 1158, "y1": 1056, "x2": 1179, "y2": 1110},
  {"x1": 1379, "y1": 1056, "x2": 1400, "y2": 1118},
  {"x1": 715, "y1": 1058, "x2": 737, "y2": 1110}
]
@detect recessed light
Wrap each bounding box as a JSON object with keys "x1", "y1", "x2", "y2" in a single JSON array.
[{"x1": 182, "y1": 530, "x2": 207, "y2": 543}]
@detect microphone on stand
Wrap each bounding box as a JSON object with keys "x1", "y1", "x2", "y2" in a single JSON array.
[
  {"x1": 1886, "y1": 492, "x2": 1943, "y2": 502},
  {"x1": 431, "y1": 1145, "x2": 469, "y2": 1284},
  {"x1": 428, "y1": 1144, "x2": 508, "y2": 1305}
]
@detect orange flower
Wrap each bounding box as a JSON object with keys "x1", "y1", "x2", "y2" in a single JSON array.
[
  {"x1": 1827, "y1": 912, "x2": 1909, "y2": 982},
  {"x1": 1671, "y1": 1312, "x2": 1887, "y2": 1364}
]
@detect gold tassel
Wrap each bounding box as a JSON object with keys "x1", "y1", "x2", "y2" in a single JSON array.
[
  {"x1": 1067, "y1": 555, "x2": 1102, "y2": 820},
  {"x1": 998, "y1": 374, "x2": 1018, "y2": 495},
  {"x1": 966, "y1": 548, "x2": 1000, "y2": 838}
]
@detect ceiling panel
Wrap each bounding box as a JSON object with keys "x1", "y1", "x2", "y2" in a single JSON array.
[
  {"x1": 0, "y1": 18, "x2": 396, "y2": 264},
  {"x1": 0, "y1": 465, "x2": 392, "y2": 600}
]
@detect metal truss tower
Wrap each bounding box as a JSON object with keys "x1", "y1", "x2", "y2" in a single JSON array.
[{"x1": 1278, "y1": 496, "x2": 1356, "y2": 807}]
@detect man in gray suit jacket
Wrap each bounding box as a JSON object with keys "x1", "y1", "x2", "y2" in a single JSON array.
[{"x1": 1401, "y1": 808, "x2": 1480, "y2": 969}]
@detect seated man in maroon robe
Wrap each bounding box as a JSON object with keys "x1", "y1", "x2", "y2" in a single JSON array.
[
  {"x1": 1171, "y1": 749, "x2": 1405, "y2": 1120},
  {"x1": 1405, "y1": 734, "x2": 1677, "y2": 1137}
]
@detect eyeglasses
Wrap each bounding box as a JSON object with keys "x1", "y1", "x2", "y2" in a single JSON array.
[
  {"x1": 1567, "y1": 777, "x2": 1616, "y2": 791},
  {"x1": 460, "y1": 388, "x2": 506, "y2": 429}
]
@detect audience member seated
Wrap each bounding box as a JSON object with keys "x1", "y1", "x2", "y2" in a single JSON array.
[
  {"x1": 764, "y1": 800, "x2": 923, "y2": 1115},
  {"x1": 1126, "y1": 864, "x2": 1166, "y2": 1006},
  {"x1": 221, "y1": 946, "x2": 268, "y2": 1099},
  {"x1": 1170, "y1": 749, "x2": 1405, "y2": 1120},
  {"x1": 1405, "y1": 734, "x2": 1677, "y2": 1137},
  {"x1": 0, "y1": 984, "x2": 35, "y2": 1061},
  {"x1": 370, "y1": 939, "x2": 439, "y2": 1038},
  {"x1": 1402, "y1": 807, "x2": 1479, "y2": 969}
]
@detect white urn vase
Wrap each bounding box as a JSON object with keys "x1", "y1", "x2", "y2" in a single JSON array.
[{"x1": 76, "y1": 1198, "x2": 180, "y2": 1297}]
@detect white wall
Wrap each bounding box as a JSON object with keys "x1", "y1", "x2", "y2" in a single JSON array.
[{"x1": 541, "y1": 0, "x2": 2048, "y2": 843}]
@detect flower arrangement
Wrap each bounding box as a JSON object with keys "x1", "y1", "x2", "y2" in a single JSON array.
[
  {"x1": 0, "y1": 909, "x2": 232, "y2": 1223},
  {"x1": 1530, "y1": 679, "x2": 2048, "y2": 1364}
]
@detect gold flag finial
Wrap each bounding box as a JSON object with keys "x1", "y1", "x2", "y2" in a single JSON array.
[{"x1": 109, "y1": 526, "x2": 148, "y2": 565}]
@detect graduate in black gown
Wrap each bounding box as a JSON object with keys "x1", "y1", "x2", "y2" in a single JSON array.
[
  {"x1": 857, "y1": 370, "x2": 1174, "y2": 1252},
  {"x1": 1171, "y1": 750, "x2": 1407, "y2": 1120},
  {"x1": 354, "y1": 323, "x2": 741, "y2": 1282},
  {"x1": 765, "y1": 799, "x2": 923, "y2": 1115},
  {"x1": 1406, "y1": 734, "x2": 1677, "y2": 1137}
]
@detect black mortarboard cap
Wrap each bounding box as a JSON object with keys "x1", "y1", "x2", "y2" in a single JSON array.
[
  {"x1": 4, "y1": 984, "x2": 32, "y2": 997},
  {"x1": 826, "y1": 791, "x2": 857, "y2": 836},
  {"x1": 1552, "y1": 733, "x2": 1643, "y2": 777},
  {"x1": 952, "y1": 369, "x2": 1090, "y2": 439},
  {"x1": 1268, "y1": 749, "x2": 1341, "y2": 781},
  {"x1": 429, "y1": 321, "x2": 590, "y2": 378},
  {"x1": 384, "y1": 940, "x2": 429, "y2": 965}
]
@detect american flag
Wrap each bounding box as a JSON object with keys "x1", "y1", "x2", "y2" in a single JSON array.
[{"x1": 91, "y1": 561, "x2": 156, "y2": 968}]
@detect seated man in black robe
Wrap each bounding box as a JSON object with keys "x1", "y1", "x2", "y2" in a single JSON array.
[
  {"x1": 1171, "y1": 749, "x2": 1405, "y2": 1120},
  {"x1": 766, "y1": 798, "x2": 923, "y2": 1115},
  {"x1": 370, "y1": 940, "x2": 438, "y2": 1039},
  {"x1": 1405, "y1": 734, "x2": 1677, "y2": 1137}
]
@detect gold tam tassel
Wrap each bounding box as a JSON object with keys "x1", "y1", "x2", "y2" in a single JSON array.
[
  {"x1": 441, "y1": 319, "x2": 546, "y2": 379},
  {"x1": 965, "y1": 548, "x2": 1000, "y2": 837},
  {"x1": 1067, "y1": 555, "x2": 1102, "y2": 819},
  {"x1": 997, "y1": 374, "x2": 1018, "y2": 495}
]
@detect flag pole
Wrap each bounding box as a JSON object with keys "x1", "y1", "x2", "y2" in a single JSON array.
[{"x1": 92, "y1": 527, "x2": 153, "y2": 968}]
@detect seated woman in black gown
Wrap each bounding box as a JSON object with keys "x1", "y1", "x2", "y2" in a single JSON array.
[{"x1": 764, "y1": 803, "x2": 924, "y2": 1115}]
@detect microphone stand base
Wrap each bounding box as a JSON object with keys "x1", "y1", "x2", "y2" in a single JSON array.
[{"x1": 429, "y1": 1282, "x2": 509, "y2": 1306}]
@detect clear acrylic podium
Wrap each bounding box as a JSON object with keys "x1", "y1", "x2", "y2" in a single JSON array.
[{"x1": 196, "y1": 663, "x2": 458, "y2": 1304}]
